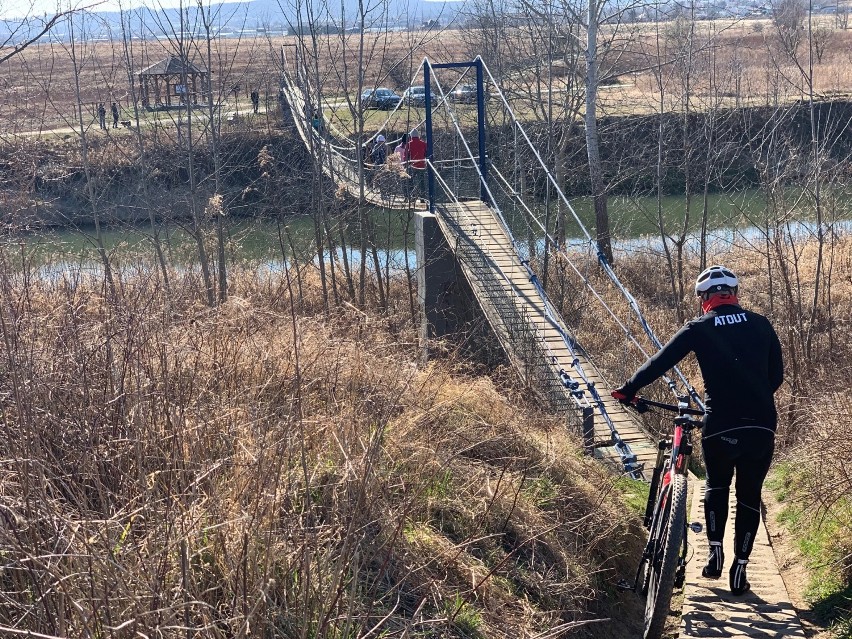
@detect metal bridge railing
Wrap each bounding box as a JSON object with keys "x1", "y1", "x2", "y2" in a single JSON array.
[{"x1": 430, "y1": 161, "x2": 644, "y2": 480}]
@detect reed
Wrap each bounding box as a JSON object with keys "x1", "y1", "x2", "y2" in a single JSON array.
[{"x1": 0, "y1": 253, "x2": 647, "y2": 638}]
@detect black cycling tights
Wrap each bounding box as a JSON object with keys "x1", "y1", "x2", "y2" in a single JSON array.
[{"x1": 702, "y1": 429, "x2": 775, "y2": 560}]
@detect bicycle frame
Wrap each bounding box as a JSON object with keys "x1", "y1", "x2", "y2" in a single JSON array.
[
  {"x1": 621, "y1": 399, "x2": 704, "y2": 594},
  {"x1": 645, "y1": 415, "x2": 695, "y2": 526}
]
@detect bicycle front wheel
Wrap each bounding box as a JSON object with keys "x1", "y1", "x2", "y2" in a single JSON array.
[{"x1": 643, "y1": 473, "x2": 688, "y2": 639}]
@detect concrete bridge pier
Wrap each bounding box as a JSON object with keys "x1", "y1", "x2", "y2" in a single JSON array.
[{"x1": 416, "y1": 211, "x2": 457, "y2": 359}]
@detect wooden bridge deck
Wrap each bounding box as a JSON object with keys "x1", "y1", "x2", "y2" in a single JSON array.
[
  {"x1": 281, "y1": 68, "x2": 419, "y2": 211},
  {"x1": 436, "y1": 199, "x2": 658, "y2": 474}
]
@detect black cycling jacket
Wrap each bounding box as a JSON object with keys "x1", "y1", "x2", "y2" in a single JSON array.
[{"x1": 621, "y1": 304, "x2": 784, "y2": 437}]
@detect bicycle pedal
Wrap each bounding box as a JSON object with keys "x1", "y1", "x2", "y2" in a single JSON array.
[
  {"x1": 674, "y1": 563, "x2": 687, "y2": 588},
  {"x1": 689, "y1": 521, "x2": 703, "y2": 533}
]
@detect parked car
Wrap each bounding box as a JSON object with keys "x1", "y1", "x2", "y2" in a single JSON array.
[
  {"x1": 403, "y1": 85, "x2": 427, "y2": 106},
  {"x1": 361, "y1": 87, "x2": 402, "y2": 110},
  {"x1": 450, "y1": 84, "x2": 489, "y2": 104}
]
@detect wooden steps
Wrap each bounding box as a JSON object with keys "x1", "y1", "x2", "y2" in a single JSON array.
[{"x1": 680, "y1": 482, "x2": 805, "y2": 638}]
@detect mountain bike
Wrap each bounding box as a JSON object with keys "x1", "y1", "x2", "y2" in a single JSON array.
[{"x1": 616, "y1": 395, "x2": 705, "y2": 639}]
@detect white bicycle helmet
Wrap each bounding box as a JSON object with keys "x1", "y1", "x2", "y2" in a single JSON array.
[{"x1": 695, "y1": 265, "x2": 738, "y2": 296}]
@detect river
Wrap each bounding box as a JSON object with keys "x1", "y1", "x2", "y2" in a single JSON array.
[{"x1": 4, "y1": 188, "x2": 850, "y2": 274}]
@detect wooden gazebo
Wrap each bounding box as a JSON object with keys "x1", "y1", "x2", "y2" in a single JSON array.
[{"x1": 138, "y1": 55, "x2": 209, "y2": 109}]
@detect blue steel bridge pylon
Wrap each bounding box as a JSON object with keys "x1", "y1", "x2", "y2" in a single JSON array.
[{"x1": 424, "y1": 58, "x2": 489, "y2": 211}]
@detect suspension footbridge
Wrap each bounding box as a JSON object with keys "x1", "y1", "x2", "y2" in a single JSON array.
[{"x1": 280, "y1": 48, "x2": 805, "y2": 639}]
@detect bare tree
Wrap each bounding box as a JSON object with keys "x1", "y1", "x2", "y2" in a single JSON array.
[
  {"x1": 461, "y1": 0, "x2": 650, "y2": 263},
  {"x1": 836, "y1": 0, "x2": 850, "y2": 28},
  {"x1": 810, "y1": 22, "x2": 834, "y2": 63},
  {"x1": 65, "y1": 11, "x2": 117, "y2": 298},
  {"x1": 772, "y1": 0, "x2": 807, "y2": 59},
  {"x1": 0, "y1": 4, "x2": 75, "y2": 65},
  {"x1": 117, "y1": 4, "x2": 171, "y2": 291}
]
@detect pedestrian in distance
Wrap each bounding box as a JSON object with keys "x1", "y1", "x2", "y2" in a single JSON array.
[
  {"x1": 98, "y1": 103, "x2": 106, "y2": 130},
  {"x1": 371, "y1": 134, "x2": 387, "y2": 166},
  {"x1": 406, "y1": 128, "x2": 428, "y2": 203},
  {"x1": 396, "y1": 132, "x2": 409, "y2": 164},
  {"x1": 611, "y1": 265, "x2": 783, "y2": 597},
  {"x1": 311, "y1": 109, "x2": 324, "y2": 134},
  {"x1": 111, "y1": 102, "x2": 119, "y2": 128},
  {"x1": 406, "y1": 128, "x2": 426, "y2": 169},
  {"x1": 369, "y1": 134, "x2": 389, "y2": 194},
  {"x1": 251, "y1": 90, "x2": 259, "y2": 114}
]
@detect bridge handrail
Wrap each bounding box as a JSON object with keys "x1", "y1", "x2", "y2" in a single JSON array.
[
  {"x1": 430, "y1": 156, "x2": 642, "y2": 479},
  {"x1": 522, "y1": 262, "x2": 641, "y2": 478},
  {"x1": 489, "y1": 164, "x2": 687, "y2": 397}
]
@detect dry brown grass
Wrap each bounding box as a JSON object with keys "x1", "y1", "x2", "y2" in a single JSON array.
[
  {"x1": 0, "y1": 209, "x2": 848, "y2": 637},
  {"x1": 0, "y1": 255, "x2": 650, "y2": 638}
]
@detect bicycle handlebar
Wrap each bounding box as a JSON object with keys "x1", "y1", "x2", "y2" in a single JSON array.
[{"x1": 625, "y1": 395, "x2": 705, "y2": 416}]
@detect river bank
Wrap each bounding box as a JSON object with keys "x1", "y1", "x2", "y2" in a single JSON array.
[{"x1": 3, "y1": 99, "x2": 852, "y2": 232}]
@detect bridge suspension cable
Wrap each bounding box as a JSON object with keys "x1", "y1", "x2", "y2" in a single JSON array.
[{"x1": 478, "y1": 57, "x2": 704, "y2": 410}]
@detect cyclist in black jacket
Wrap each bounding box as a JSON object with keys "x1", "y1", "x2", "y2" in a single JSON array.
[{"x1": 612, "y1": 265, "x2": 784, "y2": 596}]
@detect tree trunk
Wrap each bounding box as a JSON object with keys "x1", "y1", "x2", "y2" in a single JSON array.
[
  {"x1": 119, "y1": 10, "x2": 170, "y2": 293},
  {"x1": 584, "y1": 0, "x2": 612, "y2": 263}
]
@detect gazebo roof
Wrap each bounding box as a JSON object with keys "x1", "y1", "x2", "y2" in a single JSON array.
[{"x1": 139, "y1": 55, "x2": 207, "y2": 77}]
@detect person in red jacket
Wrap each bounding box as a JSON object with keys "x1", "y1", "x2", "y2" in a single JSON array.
[{"x1": 406, "y1": 128, "x2": 428, "y2": 202}]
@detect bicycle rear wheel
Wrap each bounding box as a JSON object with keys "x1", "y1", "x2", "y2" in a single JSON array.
[{"x1": 643, "y1": 473, "x2": 687, "y2": 639}]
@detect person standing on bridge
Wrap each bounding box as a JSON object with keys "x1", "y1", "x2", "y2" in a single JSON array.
[
  {"x1": 371, "y1": 135, "x2": 387, "y2": 166},
  {"x1": 406, "y1": 128, "x2": 428, "y2": 203},
  {"x1": 612, "y1": 265, "x2": 783, "y2": 597},
  {"x1": 396, "y1": 132, "x2": 409, "y2": 164}
]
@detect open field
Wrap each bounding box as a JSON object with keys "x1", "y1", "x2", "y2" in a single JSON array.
[{"x1": 5, "y1": 17, "x2": 852, "y2": 137}]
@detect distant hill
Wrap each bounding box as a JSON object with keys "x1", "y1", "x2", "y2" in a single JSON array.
[{"x1": 1, "y1": 0, "x2": 464, "y2": 43}]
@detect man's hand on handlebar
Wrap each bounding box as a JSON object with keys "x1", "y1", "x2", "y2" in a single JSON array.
[
  {"x1": 611, "y1": 390, "x2": 705, "y2": 416},
  {"x1": 611, "y1": 386, "x2": 634, "y2": 403},
  {"x1": 611, "y1": 387, "x2": 649, "y2": 413}
]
